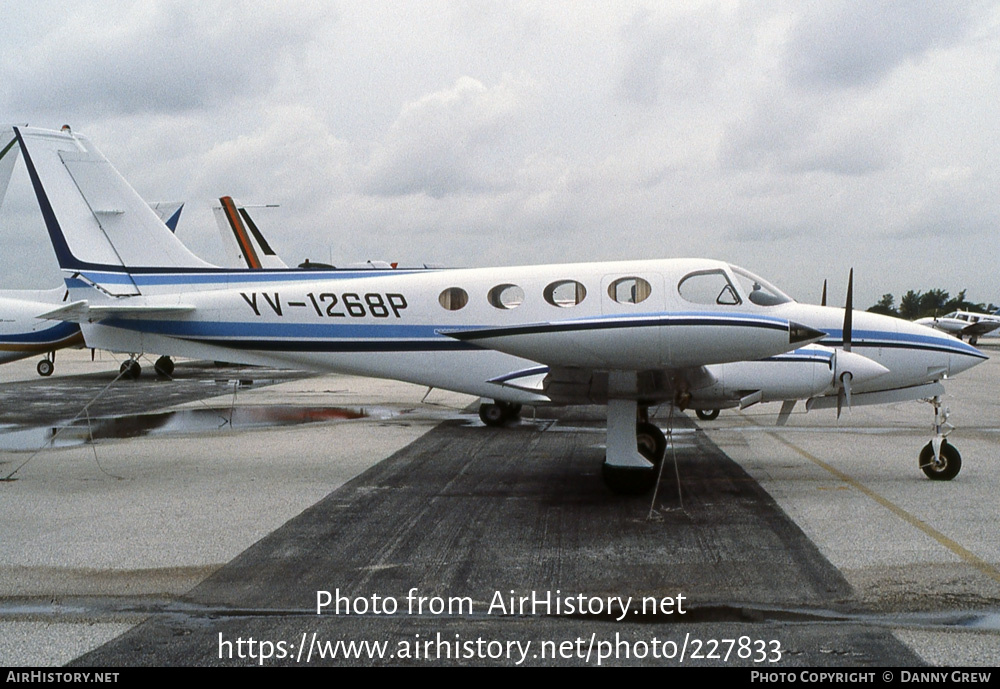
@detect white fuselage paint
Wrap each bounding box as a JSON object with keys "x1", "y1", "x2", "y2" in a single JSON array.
[{"x1": 70, "y1": 259, "x2": 985, "y2": 408}]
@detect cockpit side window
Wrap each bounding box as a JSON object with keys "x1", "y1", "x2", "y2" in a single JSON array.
[
  {"x1": 678, "y1": 270, "x2": 741, "y2": 306},
  {"x1": 729, "y1": 266, "x2": 793, "y2": 307}
]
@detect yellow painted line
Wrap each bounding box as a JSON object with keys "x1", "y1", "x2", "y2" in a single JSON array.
[{"x1": 761, "y1": 426, "x2": 1000, "y2": 586}]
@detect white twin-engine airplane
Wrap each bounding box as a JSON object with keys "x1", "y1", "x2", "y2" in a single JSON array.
[{"x1": 11, "y1": 125, "x2": 987, "y2": 493}]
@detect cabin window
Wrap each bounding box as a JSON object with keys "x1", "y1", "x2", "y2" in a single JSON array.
[
  {"x1": 439, "y1": 287, "x2": 469, "y2": 311},
  {"x1": 544, "y1": 280, "x2": 587, "y2": 308},
  {"x1": 488, "y1": 284, "x2": 525, "y2": 310},
  {"x1": 678, "y1": 270, "x2": 741, "y2": 306},
  {"x1": 608, "y1": 277, "x2": 652, "y2": 304}
]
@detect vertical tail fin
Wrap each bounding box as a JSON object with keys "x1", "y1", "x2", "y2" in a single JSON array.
[
  {"x1": 212, "y1": 196, "x2": 287, "y2": 269},
  {"x1": 14, "y1": 126, "x2": 215, "y2": 295},
  {"x1": 148, "y1": 201, "x2": 185, "y2": 232}
]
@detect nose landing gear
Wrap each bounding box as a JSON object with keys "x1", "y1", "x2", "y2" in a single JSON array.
[{"x1": 36, "y1": 353, "x2": 55, "y2": 377}]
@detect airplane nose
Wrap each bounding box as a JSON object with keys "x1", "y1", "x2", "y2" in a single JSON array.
[
  {"x1": 789, "y1": 322, "x2": 827, "y2": 345},
  {"x1": 950, "y1": 346, "x2": 988, "y2": 376}
]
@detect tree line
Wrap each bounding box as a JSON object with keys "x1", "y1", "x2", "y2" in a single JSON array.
[{"x1": 867, "y1": 289, "x2": 998, "y2": 320}]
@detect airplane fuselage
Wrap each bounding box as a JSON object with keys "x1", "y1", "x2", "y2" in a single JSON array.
[{"x1": 69, "y1": 259, "x2": 984, "y2": 407}]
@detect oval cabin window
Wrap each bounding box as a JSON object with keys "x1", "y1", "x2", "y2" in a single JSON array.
[
  {"x1": 543, "y1": 280, "x2": 587, "y2": 308},
  {"x1": 608, "y1": 277, "x2": 652, "y2": 304},
  {"x1": 439, "y1": 287, "x2": 469, "y2": 311},
  {"x1": 488, "y1": 284, "x2": 525, "y2": 310}
]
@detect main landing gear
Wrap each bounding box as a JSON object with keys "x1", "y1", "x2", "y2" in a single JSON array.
[
  {"x1": 119, "y1": 355, "x2": 175, "y2": 380},
  {"x1": 479, "y1": 400, "x2": 522, "y2": 427},
  {"x1": 695, "y1": 408, "x2": 719, "y2": 421},
  {"x1": 36, "y1": 352, "x2": 55, "y2": 377},
  {"x1": 602, "y1": 398, "x2": 667, "y2": 495},
  {"x1": 919, "y1": 395, "x2": 962, "y2": 481}
]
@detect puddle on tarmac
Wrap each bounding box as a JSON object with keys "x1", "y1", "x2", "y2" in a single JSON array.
[{"x1": 0, "y1": 405, "x2": 373, "y2": 451}]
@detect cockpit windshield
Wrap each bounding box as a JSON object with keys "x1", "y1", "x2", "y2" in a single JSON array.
[{"x1": 729, "y1": 266, "x2": 793, "y2": 307}]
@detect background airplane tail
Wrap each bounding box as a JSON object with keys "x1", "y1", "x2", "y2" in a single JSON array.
[
  {"x1": 14, "y1": 126, "x2": 214, "y2": 295},
  {"x1": 0, "y1": 129, "x2": 21, "y2": 207},
  {"x1": 212, "y1": 196, "x2": 287, "y2": 269}
]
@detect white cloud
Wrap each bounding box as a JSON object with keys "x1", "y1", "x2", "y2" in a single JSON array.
[
  {"x1": 2, "y1": 0, "x2": 337, "y2": 116},
  {"x1": 362, "y1": 75, "x2": 541, "y2": 198}
]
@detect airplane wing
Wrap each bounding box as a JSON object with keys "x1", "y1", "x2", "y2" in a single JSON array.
[
  {"x1": 441, "y1": 314, "x2": 823, "y2": 370},
  {"x1": 806, "y1": 382, "x2": 945, "y2": 409},
  {"x1": 960, "y1": 321, "x2": 1000, "y2": 337}
]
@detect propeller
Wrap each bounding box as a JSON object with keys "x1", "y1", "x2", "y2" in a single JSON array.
[
  {"x1": 836, "y1": 268, "x2": 854, "y2": 418},
  {"x1": 821, "y1": 279, "x2": 827, "y2": 307}
]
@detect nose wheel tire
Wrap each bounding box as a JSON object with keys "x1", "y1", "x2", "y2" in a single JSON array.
[
  {"x1": 919, "y1": 441, "x2": 961, "y2": 481},
  {"x1": 695, "y1": 408, "x2": 720, "y2": 421}
]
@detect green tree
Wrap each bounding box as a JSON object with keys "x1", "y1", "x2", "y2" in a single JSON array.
[
  {"x1": 918, "y1": 289, "x2": 950, "y2": 317},
  {"x1": 899, "y1": 290, "x2": 922, "y2": 319},
  {"x1": 867, "y1": 294, "x2": 898, "y2": 316}
]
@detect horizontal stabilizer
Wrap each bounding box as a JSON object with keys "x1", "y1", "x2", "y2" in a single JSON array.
[{"x1": 39, "y1": 301, "x2": 196, "y2": 324}]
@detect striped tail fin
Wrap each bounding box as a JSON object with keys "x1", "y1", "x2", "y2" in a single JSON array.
[{"x1": 14, "y1": 125, "x2": 215, "y2": 295}]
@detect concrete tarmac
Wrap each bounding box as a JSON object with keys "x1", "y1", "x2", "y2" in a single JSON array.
[{"x1": 1, "y1": 346, "x2": 998, "y2": 666}]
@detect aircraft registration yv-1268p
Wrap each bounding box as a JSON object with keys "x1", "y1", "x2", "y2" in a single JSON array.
[{"x1": 12, "y1": 126, "x2": 987, "y2": 493}]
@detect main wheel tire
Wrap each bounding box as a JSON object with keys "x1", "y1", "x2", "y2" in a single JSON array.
[
  {"x1": 603, "y1": 422, "x2": 666, "y2": 495},
  {"x1": 635, "y1": 421, "x2": 666, "y2": 465},
  {"x1": 479, "y1": 403, "x2": 507, "y2": 427},
  {"x1": 695, "y1": 408, "x2": 720, "y2": 421},
  {"x1": 36, "y1": 359, "x2": 54, "y2": 377},
  {"x1": 154, "y1": 355, "x2": 175, "y2": 378},
  {"x1": 919, "y1": 440, "x2": 961, "y2": 481},
  {"x1": 120, "y1": 359, "x2": 141, "y2": 380}
]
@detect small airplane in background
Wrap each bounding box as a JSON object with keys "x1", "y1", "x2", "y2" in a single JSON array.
[
  {"x1": 11, "y1": 125, "x2": 988, "y2": 492},
  {"x1": 915, "y1": 309, "x2": 1000, "y2": 346}
]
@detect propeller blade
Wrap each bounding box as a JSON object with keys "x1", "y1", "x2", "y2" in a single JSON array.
[
  {"x1": 836, "y1": 372, "x2": 853, "y2": 419},
  {"x1": 843, "y1": 268, "x2": 853, "y2": 353},
  {"x1": 821, "y1": 279, "x2": 827, "y2": 307}
]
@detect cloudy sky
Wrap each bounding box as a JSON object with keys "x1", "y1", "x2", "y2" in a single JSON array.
[{"x1": 1, "y1": 0, "x2": 998, "y2": 309}]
